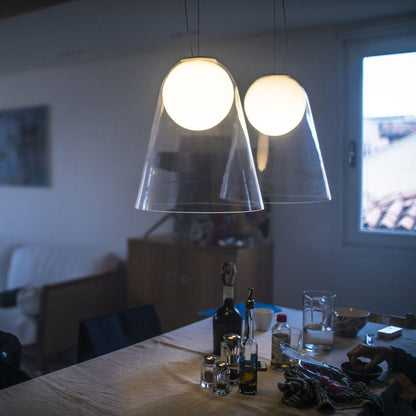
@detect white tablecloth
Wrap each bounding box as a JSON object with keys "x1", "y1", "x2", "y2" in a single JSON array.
[{"x1": 0, "y1": 306, "x2": 415, "y2": 415}]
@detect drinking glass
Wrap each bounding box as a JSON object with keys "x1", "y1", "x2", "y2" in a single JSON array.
[
  {"x1": 302, "y1": 290, "x2": 335, "y2": 352},
  {"x1": 290, "y1": 327, "x2": 303, "y2": 351},
  {"x1": 213, "y1": 361, "x2": 230, "y2": 396},
  {"x1": 200, "y1": 354, "x2": 216, "y2": 388},
  {"x1": 253, "y1": 308, "x2": 273, "y2": 331}
]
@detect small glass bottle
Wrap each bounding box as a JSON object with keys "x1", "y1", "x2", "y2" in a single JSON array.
[
  {"x1": 239, "y1": 288, "x2": 258, "y2": 395},
  {"x1": 271, "y1": 313, "x2": 291, "y2": 370},
  {"x1": 200, "y1": 354, "x2": 216, "y2": 388},
  {"x1": 213, "y1": 361, "x2": 230, "y2": 396},
  {"x1": 212, "y1": 262, "x2": 242, "y2": 356}
]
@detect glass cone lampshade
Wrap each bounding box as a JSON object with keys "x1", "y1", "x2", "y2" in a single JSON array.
[
  {"x1": 136, "y1": 57, "x2": 264, "y2": 213},
  {"x1": 244, "y1": 75, "x2": 331, "y2": 204}
]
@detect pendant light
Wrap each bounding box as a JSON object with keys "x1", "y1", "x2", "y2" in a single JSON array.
[
  {"x1": 245, "y1": 74, "x2": 306, "y2": 136},
  {"x1": 136, "y1": 0, "x2": 263, "y2": 213},
  {"x1": 244, "y1": 0, "x2": 331, "y2": 204},
  {"x1": 162, "y1": 58, "x2": 234, "y2": 131}
]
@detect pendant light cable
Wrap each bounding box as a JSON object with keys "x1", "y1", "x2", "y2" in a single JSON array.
[
  {"x1": 197, "y1": 0, "x2": 200, "y2": 56},
  {"x1": 184, "y1": 0, "x2": 194, "y2": 57},
  {"x1": 273, "y1": 0, "x2": 276, "y2": 74},
  {"x1": 273, "y1": 0, "x2": 289, "y2": 74},
  {"x1": 184, "y1": 0, "x2": 200, "y2": 57},
  {"x1": 282, "y1": 0, "x2": 288, "y2": 74}
]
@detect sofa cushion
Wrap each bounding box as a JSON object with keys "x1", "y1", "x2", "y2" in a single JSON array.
[
  {"x1": 16, "y1": 288, "x2": 42, "y2": 316},
  {"x1": 6, "y1": 245, "x2": 119, "y2": 290},
  {"x1": 0, "y1": 306, "x2": 37, "y2": 346},
  {"x1": 0, "y1": 244, "x2": 21, "y2": 291}
]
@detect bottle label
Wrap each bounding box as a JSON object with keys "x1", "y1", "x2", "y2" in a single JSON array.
[
  {"x1": 271, "y1": 333, "x2": 290, "y2": 364},
  {"x1": 240, "y1": 353, "x2": 258, "y2": 370},
  {"x1": 223, "y1": 285, "x2": 234, "y2": 300}
]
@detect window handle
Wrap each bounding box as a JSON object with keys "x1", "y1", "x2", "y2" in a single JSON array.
[{"x1": 348, "y1": 141, "x2": 356, "y2": 167}]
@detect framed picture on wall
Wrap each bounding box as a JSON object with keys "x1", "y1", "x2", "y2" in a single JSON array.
[{"x1": 0, "y1": 105, "x2": 49, "y2": 187}]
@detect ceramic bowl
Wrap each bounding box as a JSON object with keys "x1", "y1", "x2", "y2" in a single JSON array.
[
  {"x1": 341, "y1": 362, "x2": 383, "y2": 382},
  {"x1": 334, "y1": 307, "x2": 370, "y2": 338}
]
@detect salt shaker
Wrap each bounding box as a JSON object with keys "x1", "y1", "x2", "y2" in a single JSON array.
[
  {"x1": 200, "y1": 354, "x2": 216, "y2": 388},
  {"x1": 213, "y1": 361, "x2": 230, "y2": 396}
]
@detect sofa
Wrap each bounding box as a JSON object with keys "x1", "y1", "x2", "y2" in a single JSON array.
[{"x1": 0, "y1": 243, "x2": 126, "y2": 373}]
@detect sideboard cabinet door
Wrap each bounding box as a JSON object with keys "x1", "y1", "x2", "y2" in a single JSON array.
[{"x1": 127, "y1": 237, "x2": 273, "y2": 332}]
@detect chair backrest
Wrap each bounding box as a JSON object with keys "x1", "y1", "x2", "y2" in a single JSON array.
[
  {"x1": 77, "y1": 313, "x2": 131, "y2": 362},
  {"x1": 77, "y1": 305, "x2": 162, "y2": 362},
  {"x1": 369, "y1": 312, "x2": 416, "y2": 329},
  {"x1": 119, "y1": 304, "x2": 162, "y2": 344}
]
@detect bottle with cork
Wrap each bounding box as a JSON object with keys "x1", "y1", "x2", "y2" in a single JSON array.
[{"x1": 212, "y1": 262, "x2": 242, "y2": 356}]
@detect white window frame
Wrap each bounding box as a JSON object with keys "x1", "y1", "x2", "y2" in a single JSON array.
[{"x1": 341, "y1": 22, "x2": 416, "y2": 256}]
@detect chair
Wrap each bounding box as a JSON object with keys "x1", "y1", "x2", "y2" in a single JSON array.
[
  {"x1": 0, "y1": 331, "x2": 23, "y2": 369},
  {"x1": 369, "y1": 312, "x2": 416, "y2": 329},
  {"x1": 77, "y1": 305, "x2": 162, "y2": 362},
  {"x1": 0, "y1": 331, "x2": 31, "y2": 389}
]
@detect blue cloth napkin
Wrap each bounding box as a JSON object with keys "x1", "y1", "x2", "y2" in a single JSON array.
[{"x1": 200, "y1": 302, "x2": 281, "y2": 317}]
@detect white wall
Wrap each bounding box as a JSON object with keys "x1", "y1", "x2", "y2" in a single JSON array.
[
  {"x1": 0, "y1": 21, "x2": 414, "y2": 315},
  {"x1": 0, "y1": 49, "x2": 176, "y2": 255}
]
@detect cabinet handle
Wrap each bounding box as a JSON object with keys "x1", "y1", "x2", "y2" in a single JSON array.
[
  {"x1": 167, "y1": 273, "x2": 176, "y2": 283},
  {"x1": 179, "y1": 274, "x2": 190, "y2": 286}
]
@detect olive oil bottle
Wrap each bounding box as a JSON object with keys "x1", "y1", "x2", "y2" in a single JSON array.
[{"x1": 239, "y1": 288, "x2": 258, "y2": 395}]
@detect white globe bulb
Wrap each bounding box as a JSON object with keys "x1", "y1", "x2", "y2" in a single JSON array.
[
  {"x1": 162, "y1": 58, "x2": 234, "y2": 131},
  {"x1": 244, "y1": 75, "x2": 307, "y2": 136}
]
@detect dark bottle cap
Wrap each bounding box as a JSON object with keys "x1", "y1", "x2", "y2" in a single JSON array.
[
  {"x1": 203, "y1": 354, "x2": 216, "y2": 364},
  {"x1": 223, "y1": 333, "x2": 241, "y2": 349},
  {"x1": 221, "y1": 262, "x2": 237, "y2": 286},
  {"x1": 246, "y1": 288, "x2": 255, "y2": 309},
  {"x1": 214, "y1": 361, "x2": 228, "y2": 370},
  {"x1": 276, "y1": 313, "x2": 287, "y2": 323}
]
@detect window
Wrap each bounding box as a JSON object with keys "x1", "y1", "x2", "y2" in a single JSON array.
[
  {"x1": 343, "y1": 27, "x2": 416, "y2": 252},
  {"x1": 362, "y1": 52, "x2": 416, "y2": 235}
]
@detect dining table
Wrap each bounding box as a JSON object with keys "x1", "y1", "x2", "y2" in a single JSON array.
[{"x1": 0, "y1": 306, "x2": 415, "y2": 415}]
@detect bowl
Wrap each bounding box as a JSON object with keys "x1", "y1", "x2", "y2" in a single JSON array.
[
  {"x1": 334, "y1": 307, "x2": 370, "y2": 337},
  {"x1": 340, "y1": 362, "x2": 383, "y2": 382}
]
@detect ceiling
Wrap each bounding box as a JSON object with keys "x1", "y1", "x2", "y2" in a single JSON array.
[
  {"x1": 0, "y1": 0, "x2": 415, "y2": 74},
  {"x1": 0, "y1": 0, "x2": 74, "y2": 20}
]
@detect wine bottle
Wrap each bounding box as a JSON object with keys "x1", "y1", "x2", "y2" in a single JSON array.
[
  {"x1": 212, "y1": 262, "x2": 242, "y2": 356},
  {"x1": 239, "y1": 288, "x2": 258, "y2": 395}
]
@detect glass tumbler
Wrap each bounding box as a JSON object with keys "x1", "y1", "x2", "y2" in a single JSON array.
[
  {"x1": 220, "y1": 333, "x2": 241, "y2": 384},
  {"x1": 302, "y1": 290, "x2": 336, "y2": 352},
  {"x1": 200, "y1": 354, "x2": 216, "y2": 388},
  {"x1": 213, "y1": 361, "x2": 230, "y2": 396}
]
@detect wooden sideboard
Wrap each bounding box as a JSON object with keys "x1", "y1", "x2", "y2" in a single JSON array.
[{"x1": 127, "y1": 236, "x2": 273, "y2": 332}]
